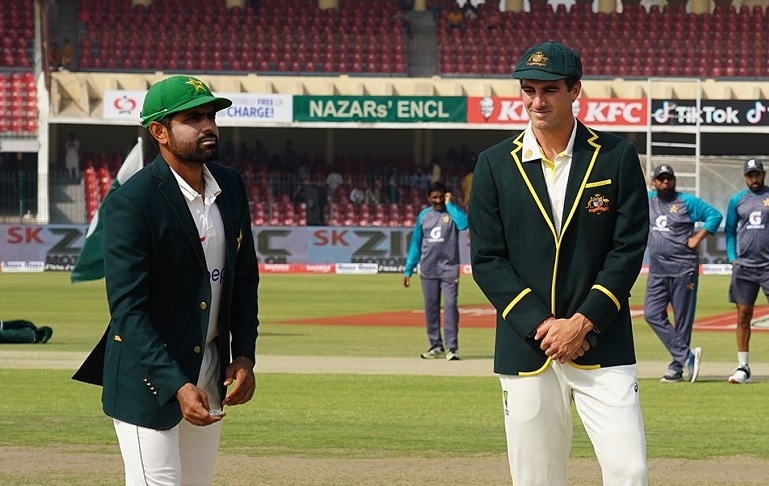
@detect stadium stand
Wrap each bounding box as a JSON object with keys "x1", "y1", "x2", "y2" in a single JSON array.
[
  {"x1": 0, "y1": 0, "x2": 36, "y2": 135},
  {"x1": 76, "y1": 0, "x2": 408, "y2": 76},
  {"x1": 68, "y1": 0, "x2": 769, "y2": 79},
  {"x1": 437, "y1": 0, "x2": 768, "y2": 78}
]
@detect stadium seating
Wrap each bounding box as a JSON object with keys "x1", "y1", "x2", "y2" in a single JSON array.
[
  {"x1": 0, "y1": 0, "x2": 36, "y2": 137},
  {"x1": 437, "y1": 1, "x2": 767, "y2": 78},
  {"x1": 0, "y1": 72, "x2": 37, "y2": 135},
  {"x1": 75, "y1": 0, "x2": 407, "y2": 76},
  {"x1": 49, "y1": 0, "x2": 769, "y2": 79}
]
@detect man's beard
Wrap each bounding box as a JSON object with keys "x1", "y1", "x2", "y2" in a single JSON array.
[
  {"x1": 168, "y1": 135, "x2": 219, "y2": 164},
  {"x1": 657, "y1": 188, "x2": 675, "y2": 200},
  {"x1": 749, "y1": 183, "x2": 765, "y2": 194}
]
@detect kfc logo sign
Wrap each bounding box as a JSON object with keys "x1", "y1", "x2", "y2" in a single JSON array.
[{"x1": 467, "y1": 97, "x2": 647, "y2": 127}]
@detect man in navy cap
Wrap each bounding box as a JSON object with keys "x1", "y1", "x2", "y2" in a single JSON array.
[
  {"x1": 469, "y1": 41, "x2": 649, "y2": 485},
  {"x1": 725, "y1": 158, "x2": 769, "y2": 384},
  {"x1": 645, "y1": 164, "x2": 722, "y2": 383},
  {"x1": 74, "y1": 75, "x2": 259, "y2": 484}
]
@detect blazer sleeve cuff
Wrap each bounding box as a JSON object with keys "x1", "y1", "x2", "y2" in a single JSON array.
[{"x1": 577, "y1": 285, "x2": 622, "y2": 333}]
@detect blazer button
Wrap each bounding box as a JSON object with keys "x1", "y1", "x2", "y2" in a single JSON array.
[
  {"x1": 200, "y1": 301, "x2": 208, "y2": 310},
  {"x1": 194, "y1": 345, "x2": 202, "y2": 354}
]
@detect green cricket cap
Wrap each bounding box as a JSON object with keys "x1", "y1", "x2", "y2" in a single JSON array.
[
  {"x1": 140, "y1": 75, "x2": 232, "y2": 128},
  {"x1": 512, "y1": 41, "x2": 583, "y2": 81}
]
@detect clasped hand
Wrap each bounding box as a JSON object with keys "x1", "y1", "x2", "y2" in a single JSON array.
[{"x1": 534, "y1": 313, "x2": 594, "y2": 363}]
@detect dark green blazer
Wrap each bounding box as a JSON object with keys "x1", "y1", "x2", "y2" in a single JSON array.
[
  {"x1": 469, "y1": 122, "x2": 648, "y2": 376},
  {"x1": 73, "y1": 155, "x2": 259, "y2": 429}
]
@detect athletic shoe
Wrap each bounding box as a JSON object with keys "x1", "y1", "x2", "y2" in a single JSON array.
[
  {"x1": 660, "y1": 371, "x2": 683, "y2": 383},
  {"x1": 685, "y1": 347, "x2": 702, "y2": 383},
  {"x1": 446, "y1": 349, "x2": 460, "y2": 361},
  {"x1": 34, "y1": 326, "x2": 53, "y2": 344},
  {"x1": 728, "y1": 365, "x2": 751, "y2": 384},
  {"x1": 420, "y1": 346, "x2": 445, "y2": 359}
]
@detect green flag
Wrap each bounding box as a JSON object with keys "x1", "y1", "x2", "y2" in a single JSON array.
[{"x1": 71, "y1": 137, "x2": 144, "y2": 283}]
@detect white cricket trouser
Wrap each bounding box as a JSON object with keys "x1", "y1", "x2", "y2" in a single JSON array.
[
  {"x1": 499, "y1": 362, "x2": 647, "y2": 486},
  {"x1": 114, "y1": 342, "x2": 222, "y2": 486}
]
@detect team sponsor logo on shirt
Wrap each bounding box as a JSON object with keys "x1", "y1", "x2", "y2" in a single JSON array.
[
  {"x1": 428, "y1": 226, "x2": 445, "y2": 242},
  {"x1": 586, "y1": 194, "x2": 610, "y2": 214},
  {"x1": 211, "y1": 267, "x2": 226, "y2": 284},
  {"x1": 747, "y1": 210, "x2": 765, "y2": 229},
  {"x1": 653, "y1": 215, "x2": 669, "y2": 232}
]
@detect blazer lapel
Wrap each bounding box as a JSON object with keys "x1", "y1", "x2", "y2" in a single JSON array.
[
  {"x1": 151, "y1": 157, "x2": 208, "y2": 272},
  {"x1": 511, "y1": 132, "x2": 557, "y2": 240},
  {"x1": 561, "y1": 122, "x2": 601, "y2": 238}
]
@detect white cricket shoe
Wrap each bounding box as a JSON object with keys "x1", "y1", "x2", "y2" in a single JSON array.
[
  {"x1": 685, "y1": 347, "x2": 702, "y2": 383},
  {"x1": 728, "y1": 365, "x2": 751, "y2": 384}
]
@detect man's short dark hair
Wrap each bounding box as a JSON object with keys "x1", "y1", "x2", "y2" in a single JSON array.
[{"x1": 429, "y1": 181, "x2": 447, "y2": 194}]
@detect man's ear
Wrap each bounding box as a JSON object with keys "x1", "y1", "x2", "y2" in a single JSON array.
[{"x1": 148, "y1": 121, "x2": 168, "y2": 146}]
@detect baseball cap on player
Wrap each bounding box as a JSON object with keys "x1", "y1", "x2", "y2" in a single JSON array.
[
  {"x1": 140, "y1": 75, "x2": 232, "y2": 128},
  {"x1": 652, "y1": 164, "x2": 675, "y2": 179},
  {"x1": 744, "y1": 158, "x2": 764, "y2": 174},
  {"x1": 512, "y1": 41, "x2": 583, "y2": 81}
]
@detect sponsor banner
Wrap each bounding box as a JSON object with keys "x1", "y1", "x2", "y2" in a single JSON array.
[
  {"x1": 258, "y1": 263, "x2": 337, "y2": 274},
  {"x1": 651, "y1": 99, "x2": 769, "y2": 126},
  {"x1": 701, "y1": 263, "x2": 733, "y2": 276},
  {"x1": 0, "y1": 225, "x2": 474, "y2": 270},
  {"x1": 293, "y1": 96, "x2": 466, "y2": 123},
  {"x1": 467, "y1": 97, "x2": 648, "y2": 127},
  {"x1": 1, "y1": 260, "x2": 45, "y2": 272},
  {"x1": 1, "y1": 225, "x2": 87, "y2": 271},
  {"x1": 335, "y1": 263, "x2": 379, "y2": 274},
  {"x1": 217, "y1": 93, "x2": 292, "y2": 123},
  {"x1": 103, "y1": 91, "x2": 292, "y2": 124},
  {"x1": 103, "y1": 90, "x2": 144, "y2": 122}
]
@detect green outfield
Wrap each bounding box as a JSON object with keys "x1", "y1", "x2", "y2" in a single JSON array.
[{"x1": 0, "y1": 272, "x2": 768, "y2": 484}]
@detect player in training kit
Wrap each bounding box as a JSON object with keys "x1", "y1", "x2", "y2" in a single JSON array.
[
  {"x1": 644, "y1": 164, "x2": 722, "y2": 383},
  {"x1": 725, "y1": 158, "x2": 769, "y2": 384}
]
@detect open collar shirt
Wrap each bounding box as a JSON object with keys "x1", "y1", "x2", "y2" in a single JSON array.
[{"x1": 521, "y1": 119, "x2": 577, "y2": 236}]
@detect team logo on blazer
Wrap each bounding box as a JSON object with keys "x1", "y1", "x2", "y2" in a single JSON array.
[{"x1": 586, "y1": 194, "x2": 610, "y2": 214}]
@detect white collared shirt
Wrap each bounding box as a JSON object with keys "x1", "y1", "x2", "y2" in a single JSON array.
[
  {"x1": 521, "y1": 120, "x2": 578, "y2": 235},
  {"x1": 170, "y1": 165, "x2": 225, "y2": 345}
]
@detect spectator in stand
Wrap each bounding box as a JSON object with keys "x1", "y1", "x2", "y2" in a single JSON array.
[
  {"x1": 48, "y1": 41, "x2": 61, "y2": 70},
  {"x1": 365, "y1": 179, "x2": 388, "y2": 205},
  {"x1": 64, "y1": 132, "x2": 80, "y2": 180},
  {"x1": 447, "y1": 7, "x2": 464, "y2": 29},
  {"x1": 297, "y1": 153, "x2": 312, "y2": 181},
  {"x1": 326, "y1": 169, "x2": 344, "y2": 201},
  {"x1": 61, "y1": 39, "x2": 74, "y2": 70},
  {"x1": 349, "y1": 182, "x2": 365, "y2": 205},
  {"x1": 386, "y1": 176, "x2": 400, "y2": 204}
]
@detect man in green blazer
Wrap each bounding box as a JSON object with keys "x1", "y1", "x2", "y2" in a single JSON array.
[
  {"x1": 469, "y1": 42, "x2": 649, "y2": 485},
  {"x1": 74, "y1": 76, "x2": 259, "y2": 485}
]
